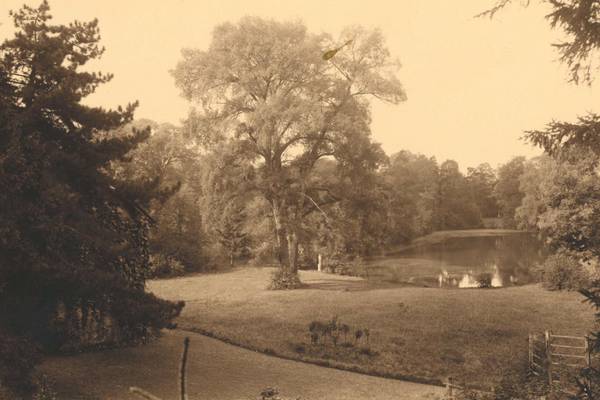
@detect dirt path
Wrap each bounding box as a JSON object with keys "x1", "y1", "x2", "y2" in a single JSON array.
[{"x1": 41, "y1": 329, "x2": 444, "y2": 400}]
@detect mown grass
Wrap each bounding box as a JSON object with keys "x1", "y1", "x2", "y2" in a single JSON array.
[{"x1": 149, "y1": 267, "x2": 595, "y2": 389}]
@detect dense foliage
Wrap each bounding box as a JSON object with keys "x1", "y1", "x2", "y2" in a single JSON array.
[
  {"x1": 0, "y1": 2, "x2": 182, "y2": 394},
  {"x1": 494, "y1": 157, "x2": 526, "y2": 228},
  {"x1": 111, "y1": 120, "x2": 210, "y2": 276}
]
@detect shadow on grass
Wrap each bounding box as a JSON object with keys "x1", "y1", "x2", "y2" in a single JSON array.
[{"x1": 300, "y1": 279, "x2": 373, "y2": 291}]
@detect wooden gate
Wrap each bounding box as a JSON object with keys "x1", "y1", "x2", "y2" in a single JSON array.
[{"x1": 528, "y1": 331, "x2": 591, "y2": 393}]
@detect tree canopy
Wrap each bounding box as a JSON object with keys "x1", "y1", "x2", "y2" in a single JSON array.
[{"x1": 172, "y1": 17, "x2": 406, "y2": 282}]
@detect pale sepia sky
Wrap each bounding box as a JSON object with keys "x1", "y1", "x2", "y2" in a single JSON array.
[{"x1": 2, "y1": 0, "x2": 599, "y2": 170}]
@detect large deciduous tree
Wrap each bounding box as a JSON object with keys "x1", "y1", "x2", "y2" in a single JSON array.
[
  {"x1": 172, "y1": 17, "x2": 405, "y2": 282},
  {"x1": 0, "y1": 2, "x2": 182, "y2": 392}
]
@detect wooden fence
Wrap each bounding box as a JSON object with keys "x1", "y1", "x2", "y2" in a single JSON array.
[
  {"x1": 528, "y1": 331, "x2": 592, "y2": 395},
  {"x1": 446, "y1": 332, "x2": 592, "y2": 400}
]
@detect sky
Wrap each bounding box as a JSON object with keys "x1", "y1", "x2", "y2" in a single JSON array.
[{"x1": 1, "y1": 0, "x2": 599, "y2": 170}]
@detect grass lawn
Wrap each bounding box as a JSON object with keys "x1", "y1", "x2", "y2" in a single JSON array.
[
  {"x1": 149, "y1": 267, "x2": 596, "y2": 389},
  {"x1": 40, "y1": 330, "x2": 444, "y2": 400}
]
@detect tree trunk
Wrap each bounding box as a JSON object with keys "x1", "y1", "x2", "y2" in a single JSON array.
[
  {"x1": 271, "y1": 199, "x2": 289, "y2": 267},
  {"x1": 286, "y1": 230, "x2": 299, "y2": 273}
]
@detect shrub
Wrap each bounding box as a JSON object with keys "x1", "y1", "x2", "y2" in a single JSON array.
[
  {"x1": 149, "y1": 254, "x2": 186, "y2": 278},
  {"x1": 32, "y1": 375, "x2": 58, "y2": 400},
  {"x1": 453, "y1": 366, "x2": 548, "y2": 400},
  {"x1": 358, "y1": 346, "x2": 378, "y2": 357},
  {"x1": 307, "y1": 317, "x2": 371, "y2": 348},
  {"x1": 477, "y1": 273, "x2": 492, "y2": 288},
  {"x1": 538, "y1": 253, "x2": 591, "y2": 290},
  {"x1": 257, "y1": 387, "x2": 301, "y2": 400},
  {"x1": 269, "y1": 269, "x2": 303, "y2": 290},
  {"x1": 322, "y1": 256, "x2": 367, "y2": 278}
]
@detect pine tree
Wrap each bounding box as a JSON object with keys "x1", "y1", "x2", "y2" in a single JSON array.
[
  {"x1": 0, "y1": 1, "x2": 183, "y2": 392},
  {"x1": 215, "y1": 201, "x2": 249, "y2": 266}
]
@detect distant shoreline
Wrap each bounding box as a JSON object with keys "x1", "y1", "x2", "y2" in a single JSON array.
[{"x1": 384, "y1": 228, "x2": 528, "y2": 256}]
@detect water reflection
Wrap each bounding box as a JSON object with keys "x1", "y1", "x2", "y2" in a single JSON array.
[
  {"x1": 438, "y1": 266, "x2": 505, "y2": 288},
  {"x1": 366, "y1": 232, "x2": 546, "y2": 289}
]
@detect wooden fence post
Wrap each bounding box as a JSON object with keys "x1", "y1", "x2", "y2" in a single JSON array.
[
  {"x1": 585, "y1": 335, "x2": 591, "y2": 368},
  {"x1": 528, "y1": 333, "x2": 533, "y2": 372},
  {"x1": 446, "y1": 377, "x2": 453, "y2": 400},
  {"x1": 180, "y1": 337, "x2": 190, "y2": 400},
  {"x1": 545, "y1": 330, "x2": 553, "y2": 388}
]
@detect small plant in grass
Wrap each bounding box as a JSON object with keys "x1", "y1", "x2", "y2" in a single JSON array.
[
  {"x1": 309, "y1": 331, "x2": 319, "y2": 345},
  {"x1": 258, "y1": 387, "x2": 303, "y2": 400},
  {"x1": 307, "y1": 318, "x2": 372, "y2": 347},
  {"x1": 32, "y1": 375, "x2": 58, "y2": 400},
  {"x1": 259, "y1": 387, "x2": 281, "y2": 399},
  {"x1": 308, "y1": 321, "x2": 327, "y2": 344},
  {"x1": 358, "y1": 346, "x2": 378, "y2": 357},
  {"x1": 328, "y1": 316, "x2": 341, "y2": 347},
  {"x1": 340, "y1": 323, "x2": 350, "y2": 342},
  {"x1": 354, "y1": 329, "x2": 363, "y2": 344}
]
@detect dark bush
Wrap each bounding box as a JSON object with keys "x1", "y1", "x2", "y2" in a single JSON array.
[
  {"x1": 477, "y1": 273, "x2": 492, "y2": 288},
  {"x1": 269, "y1": 269, "x2": 303, "y2": 290},
  {"x1": 149, "y1": 254, "x2": 186, "y2": 278},
  {"x1": 0, "y1": 331, "x2": 39, "y2": 396},
  {"x1": 538, "y1": 253, "x2": 591, "y2": 290}
]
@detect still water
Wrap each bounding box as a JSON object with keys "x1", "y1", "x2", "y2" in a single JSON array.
[{"x1": 364, "y1": 232, "x2": 545, "y2": 288}]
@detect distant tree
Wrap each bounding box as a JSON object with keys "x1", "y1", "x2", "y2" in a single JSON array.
[
  {"x1": 515, "y1": 155, "x2": 554, "y2": 231},
  {"x1": 213, "y1": 200, "x2": 249, "y2": 266},
  {"x1": 435, "y1": 160, "x2": 481, "y2": 229},
  {"x1": 198, "y1": 142, "x2": 254, "y2": 266},
  {"x1": 0, "y1": 2, "x2": 182, "y2": 393},
  {"x1": 466, "y1": 163, "x2": 499, "y2": 219},
  {"x1": 111, "y1": 120, "x2": 208, "y2": 275},
  {"x1": 384, "y1": 151, "x2": 439, "y2": 239},
  {"x1": 494, "y1": 156, "x2": 526, "y2": 228},
  {"x1": 172, "y1": 17, "x2": 405, "y2": 284}
]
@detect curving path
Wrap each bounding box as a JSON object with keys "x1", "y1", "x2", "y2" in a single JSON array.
[{"x1": 40, "y1": 329, "x2": 444, "y2": 400}]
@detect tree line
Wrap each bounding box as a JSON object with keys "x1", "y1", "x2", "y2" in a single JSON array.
[{"x1": 120, "y1": 116, "x2": 535, "y2": 279}]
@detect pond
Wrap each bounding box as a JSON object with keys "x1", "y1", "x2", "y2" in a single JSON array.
[{"x1": 364, "y1": 232, "x2": 546, "y2": 288}]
